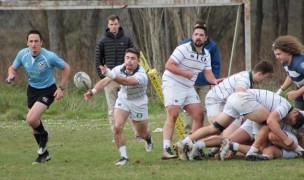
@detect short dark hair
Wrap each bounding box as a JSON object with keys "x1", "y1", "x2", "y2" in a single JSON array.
[
  {"x1": 252, "y1": 60, "x2": 274, "y2": 74},
  {"x1": 27, "y1": 30, "x2": 43, "y2": 41},
  {"x1": 293, "y1": 111, "x2": 304, "y2": 129},
  {"x1": 195, "y1": 20, "x2": 207, "y2": 28},
  {"x1": 108, "y1": 14, "x2": 120, "y2": 22},
  {"x1": 125, "y1": 48, "x2": 140, "y2": 59},
  {"x1": 193, "y1": 25, "x2": 208, "y2": 36}
]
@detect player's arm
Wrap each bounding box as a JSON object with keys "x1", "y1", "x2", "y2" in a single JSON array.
[
  {"x1": 84, "y1": 77, "x2": 112, "y2": 101},
  {"x1": 165, "y1": 58, "x2": 193, "y2": 79},
  {"x1": 276, "y1": 76, "x2": 292, "y2": 94},
  {"x1": 203, "y1": 69, "x2": 222, "y2": 85},
  {"x1": 113, "y1": 76, "x2": 139, "y2": 86},
  {"x1": 267, "y1": 111, "x2": 291, "y2": 145},
  {"x1": 58, "y1": 63, "x2": 70, "y2": 91},
  {"x1": 6, "y1": 65, "x2": 17, "y2": 83}
]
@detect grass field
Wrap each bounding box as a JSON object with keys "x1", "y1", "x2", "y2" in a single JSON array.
[
  {"x1": 1, "y1": 117, "x2": 304, "y2": 180},
  {"x1": 1, "y1": 84, "x2": 304, "y2": 179}
]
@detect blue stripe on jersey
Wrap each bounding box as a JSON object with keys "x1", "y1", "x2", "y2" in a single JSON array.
[{"x1": 284, "y1": 55, "x2": 304, "y2": 88}]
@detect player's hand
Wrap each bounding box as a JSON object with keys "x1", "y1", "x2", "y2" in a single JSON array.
[
  {"x1": 99, "y1": 65, "x2": 107, "y2": 75},
  {"x1": 287, "y1": 91, "x2": 299, "y2": 100},
  {"x1": 283, "y1": 137, "x2": 293, "y2": 146},
  {"x1": 54, "y1": 89, "x2": 64, "y2": 100},
  {"x1": 6, "y1": 74, "x2": 15, "y2": 84},
  {"x1": 84, "y1": 91, "x2": 93, "y2": 101},
  {"x1": 214, "y1": 78, "x2": 225, "y2": 84},
  {"x1": 183, "y1": 70, "x2": 194, "y2": 80}
]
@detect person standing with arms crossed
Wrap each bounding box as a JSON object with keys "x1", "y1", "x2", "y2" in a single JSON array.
[
  {"x1": 161, "y1": 25, "x2": 222, "y2": 159},
  {"x1": 6, "y1": 29, "x2": 70, "y2": 164},
  {"x1": 182, "y1": 20, "x2": 221, "y2": 136},
  {"x1": 95, "y1": 15, "x2": 134, "y2": 139}
]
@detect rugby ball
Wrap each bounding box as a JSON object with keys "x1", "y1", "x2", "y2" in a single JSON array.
[{"x1": 73, "y1": 72, "x2": 92, "y2": 89}]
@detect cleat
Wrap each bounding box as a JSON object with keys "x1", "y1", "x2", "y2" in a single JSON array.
[
  {"x1": 136, "y1": 135, "x2": 145, "y2": 143},
  {"x1": 115, "y1": 157, "x2": 129, "y2": 166},
  {"x1": 245, "y1": 153, "x2": 269, "y2": 161},
  {"x1": 32, "y1": 150, "x2": 51, "y2": 164},
  {"x1": 173, "y1": 142, "x2": 188, "y2": 161},
  {"x1": 219, "y1": 138, "x2": 231, "y2": 161},
  {"x1": 161, "y1": 147, "x2": 177, "y2": 160},
  {"x1": 207, "y1": 147, "x2": 219, "y2": 158},
  {"x1": 187, "y1": 145, "x2": 200, "y2": 161},
  {"x1": 38, "y1": 131, "x2": 49, "y2": 155},
  {"x1": 144, "y1": 135, "x2": 153, "y2": 152}
]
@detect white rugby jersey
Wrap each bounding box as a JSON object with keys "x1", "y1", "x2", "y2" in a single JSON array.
[
  {"x1": 247, "y1": 89, "x2": 292, "y2": 120},
  {"x1": 162, "y1": 42, "x2": 212, "y2": 88},
  {"x1": 210, "y1": 71, "x2": 253, "y2": 100},
  {"x1": 112, "y1": 64, "x2": 148, "y2": 100}
]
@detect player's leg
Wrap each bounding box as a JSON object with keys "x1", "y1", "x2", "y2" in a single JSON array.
[
  {"x1": 162, "y1": 82, "x2": 187, "y2": 159},
  {"x1": 27, "y1": 85, "x2": 56, "y2": 164},
  {"x1": 184, "y1": 87, "x2": 204, "y2": 133},
  {"x1": 113, "y1": 108, "x2": 129, "y2": 166},
  {"x1": 104, "y1": 81, "x2": 120, "y2": 133},
  {"x1": 130, "y1": 99, "x2": 152, "y2": 152}
]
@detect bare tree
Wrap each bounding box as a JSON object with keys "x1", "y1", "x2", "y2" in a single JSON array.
[
  {"x1": 78, "y1": 10, "x2": 100, "y2": 77},
  {"x1": 272, "y1": 0, "x2": 279, "y2": 39},
  {"x1": 47, "y1": 10, "x2": 67, "y2": 60},
  {"x1": 253, "y1": 0, "x2": 263, "y2": 62},
  {"x1": 278, "y1": 0, "x2": 289, "y2": 35},
  {"x1": 302, "y1": 1, "x2": 304, "y2": 41}
]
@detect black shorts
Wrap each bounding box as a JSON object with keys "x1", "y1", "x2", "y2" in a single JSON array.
[{"x1": 27, "y1": 84, "x2": 57, "y2": 109}]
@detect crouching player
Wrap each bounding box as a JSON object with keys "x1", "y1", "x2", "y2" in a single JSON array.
[{"x1": 84, "y1": 48, "x2": 153, "y2": 166}]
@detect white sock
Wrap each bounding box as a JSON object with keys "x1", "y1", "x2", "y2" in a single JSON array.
[
  {"x1": 196, "y1": 140, "x2": 206, "y2": 149},
  {"x1": 119, "y1": 146, "x2": 128, "y2": 159},
  {"x1": 163, "y1": 140, "x2": 171, "y2": 149},
  {"x1": 232, "y1": 142, "x2": 239, "y2": 151},
  {"x1": 248, "y1": 146, "x2": 258, "y2": 153},
  {"x1": 295, "y1": 145, "x2": 304, "y2": 152},
  {"x1": 181, "y1": 136, "x2": 193, "y2": 147}
]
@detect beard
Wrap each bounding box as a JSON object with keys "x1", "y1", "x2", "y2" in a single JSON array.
[{"x1": 194, "y1": 40, "x2": 203, "y2": 47}]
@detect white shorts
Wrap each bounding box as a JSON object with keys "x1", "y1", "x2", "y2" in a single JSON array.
[
  {"x1": 115, "y1": 96, "x2": 148, "y2": 121},
  {"x1": 282, "y1": 131, "x2": 298, "y2": 159},
  {"x1": 205, "y1": 90, "x2": 226, "y2": 117},
  {"x1": 240, "y1": 120, "x2": 261, "y2": 140},
  {"x1": 223, "y1": 92, "x2": 262, "y2": 119},
  {"x1": 162, "y1": 80, "x2": 200, "y2": 108}
]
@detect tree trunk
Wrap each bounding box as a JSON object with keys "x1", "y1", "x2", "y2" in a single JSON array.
[
  {"x1": 253, "y1": 0, "x2": 263, "y2": 62},
  {"x1": 272, "y1": 0, "x2": 279, "y2": 39},
  {"x1": 78, "y1": 10, "x2": 100, "y2": 77},
  {"x1": 278, "y1": 0, "x2": 289, "y2": 35},
  {"x1": 47, "y1": 10, "x2": 67, "y2": 60},
  {"x1": 302, "y1": 1, "x2": 304, "y2": 41}
]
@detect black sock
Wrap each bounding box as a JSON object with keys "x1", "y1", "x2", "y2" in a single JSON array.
[
  {"x1": 34, "y1": 133, "x2": 40, "y2": 145},
  {"x1": 34, "y1": 122, "x2": 45, "y2": 134}
]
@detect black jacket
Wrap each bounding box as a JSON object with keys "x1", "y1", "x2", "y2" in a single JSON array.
[{"x1": 95, "y1": 27, "x2": 133, "y2": 79}]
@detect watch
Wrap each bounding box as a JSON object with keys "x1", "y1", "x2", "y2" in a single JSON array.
[{"x1": 58, "y1": 85, "x2": 65, "y2": 91}]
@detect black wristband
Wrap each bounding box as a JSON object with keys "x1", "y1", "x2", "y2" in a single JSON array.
[{"x1": 59, "y1": 86, "x2": 65, "y2": 91}]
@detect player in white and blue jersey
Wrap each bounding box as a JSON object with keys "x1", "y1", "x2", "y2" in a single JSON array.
[
  {"x1": 161, "y1": 25, "x2": 223, "y2": 160},
  {"x1": 272, "y1": 35, "x2": 304, "y2": 109},
  {"x1": 84, "y1": 48, "x2": 152, "y2": 166},
  {"x1": 6, "y1": 30, "x2": 71, "y2": 164}
]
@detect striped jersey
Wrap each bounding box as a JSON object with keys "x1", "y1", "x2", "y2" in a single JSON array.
[
  {"x1": 283, "y1": 55, "x2": 304, "y2": 88},
  {"x1": 247, "y1": 89, "x2": 292, "y2": 120},
  {"x1": 162, "y1": 42, "x2": 211, "y2": 88},
  {"x1": 12, "y1": 48, "x2": 65, "y2": 89},
  {"x1": 112, "y1": 64, "x2": 148, "y2": 100},
  {"x1": 210, "y1": 71, "x2": 253, "y2": 100}
]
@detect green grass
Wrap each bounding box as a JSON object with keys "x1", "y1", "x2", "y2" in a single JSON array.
[
  {"x1": 1, "y1": 84, "x2": 304, "y2": 179},
  {"x1": 1, "y1": 119, "x2": 304, "y2": 180}
]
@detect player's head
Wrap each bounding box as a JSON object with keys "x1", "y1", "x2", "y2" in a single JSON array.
[
  {"x1": 124, "y1": 48, "x2": 140, "y2": 73},
  {"x1": 252, "y1": 60, "x2": 274, "y2": 83},
  {"x1": 272, "y1": 35, "x2": 303, "y2": 56},
  {"x1": 285, "y1": 109, "x2": 304, "y2": 129},
  {"x1": 107, "y1": 14, "x2": 120, "y2": 34},
  {"x1": 195, "y1": 20, "x2": 207, "y2": 28},
  {"x1": 192, "y1": 25, "x2": 208, "y2": 48},
  {"x1": 27, "y1": 29, "x2": 43, "y2": 55}
]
